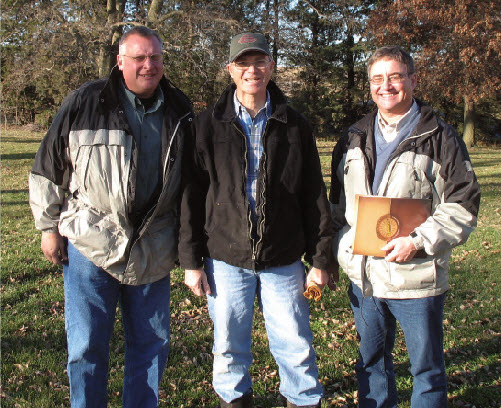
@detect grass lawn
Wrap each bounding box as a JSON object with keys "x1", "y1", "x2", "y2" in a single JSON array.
[{"x1": 1, "y1": 128, "x2": 500, "y2": 407}]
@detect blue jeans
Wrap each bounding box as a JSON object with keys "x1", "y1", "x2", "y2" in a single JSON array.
[
  {"x1": 349, "y1": 283, "x2": 447, "y2": 408},
  {"x1": 63, "y1": 242, "x2": 171, "y2": 408},
  {"x1": 205, "y1": 258, "x2": 323, "y2": 406}
]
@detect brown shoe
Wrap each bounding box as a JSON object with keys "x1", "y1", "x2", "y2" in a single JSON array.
[{"x1": 219, "y1": 391, "x2": 253, "y2": 408}]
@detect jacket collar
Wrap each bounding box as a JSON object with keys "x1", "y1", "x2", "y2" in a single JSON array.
[
  {"x1": 213, "y1": 80, "x2": 288, "y2": 124},
  {"x1": 351, "y1": 99, "x2": 439, "y2": 142},
  {"x1": 98, "y1": 66, "x2": 192, "y2": 119}
]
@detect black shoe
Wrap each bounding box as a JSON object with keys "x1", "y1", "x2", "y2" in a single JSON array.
[{"x1": 219, "y1": 392, "x2": 253, "y2": 408}]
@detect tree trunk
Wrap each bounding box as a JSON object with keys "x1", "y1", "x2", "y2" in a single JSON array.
[
  {"x1": 463, "y1": 96, "x2": 475, "y2": 148},
  {"x1": 148, "y1": 0, "x2": 164, "y2": 24},
  {"x1": 272, "y1": 0, "x2": 280, "y2": 64}
]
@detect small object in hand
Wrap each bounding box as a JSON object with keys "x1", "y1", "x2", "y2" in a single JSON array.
[{"x1": 303, "y1": 281, "x2": 322, "y2": 301}]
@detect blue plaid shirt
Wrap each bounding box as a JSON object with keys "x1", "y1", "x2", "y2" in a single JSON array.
[{"x1": 233, "y1": 91, "x2": 272, "y2": 221}]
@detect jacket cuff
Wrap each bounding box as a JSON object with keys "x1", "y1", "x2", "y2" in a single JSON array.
[
  {"x1": 410, "y1": 231, "x2": 425, "y2": 250},
  {"x1": 42, "y1": 227, "x2": 60, "y2": 234}
]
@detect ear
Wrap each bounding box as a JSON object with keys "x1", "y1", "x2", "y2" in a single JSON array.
[
  {"x1": 410, "y1": 73, "x2": 418, "y2": 90},
  {"x1": 117, "y1": 54, "x2": 124, "y2": 71}
]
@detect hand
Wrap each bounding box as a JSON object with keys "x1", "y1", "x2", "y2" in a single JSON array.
[
  {"x1": 184, "y1": 268, "x2": 211, "y2": 296},
  {"x1": 41, "y1": 231, "x2": 67, "y2": 265},
  {"x1": 326, "y1": 262, "x2": 339, "y2": 291},
  {"x1": 382, "y1": 237, "x2": 417, "y2": 262},
  {"x1": 305, "y1": 266, "x2": 330, "y2": 290}
]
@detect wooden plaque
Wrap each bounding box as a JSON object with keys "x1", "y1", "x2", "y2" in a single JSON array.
[{"x1": 353, "y1": 195, "x2": 431, "y2": 257}]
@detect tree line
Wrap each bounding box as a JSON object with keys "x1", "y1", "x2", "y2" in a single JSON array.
[{"x1": 2, "y1": 0, "x2": 500, "y2": 146}]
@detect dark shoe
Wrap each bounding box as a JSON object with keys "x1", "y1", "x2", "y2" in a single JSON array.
[
  {"x1": 286, "y1": 401, "x2": 321, "y2": 408},
  {"x1": 219, "y1": 391, "x2": 253, "y2": 408}
]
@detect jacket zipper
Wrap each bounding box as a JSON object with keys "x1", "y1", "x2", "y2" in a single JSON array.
[
  {"x1": 135, "y1": 111, "x2": 192, "y2": 240},
  {"x1": 254, "y1": 121, "x2": 270, "y2": 261},
  {"x1": 232, "y1": 122, "x2": 257, "y2": 260}
]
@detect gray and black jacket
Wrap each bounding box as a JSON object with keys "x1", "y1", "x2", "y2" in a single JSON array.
[
  {"x1": 179, "y1": 81, "x2": 332, "y2": 271},
  {"x1": 29, "y1": 66, "x2": 193, "y2": 285},
  {"x1": 329, "y1": 100, "x2": 480, "y2": 298}
]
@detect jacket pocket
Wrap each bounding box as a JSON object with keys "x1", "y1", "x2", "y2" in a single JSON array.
[
  {"x1": 386, "y1": 156, "x2": 434, "y2": 199},
  {"x1": 205, "y1": 201, "x2": 236, "y2": 235},
  {"x1": 137, "y1": 211, "x2": 178, "y2": 271},
  {"x1": 337, "y1": 225, "x2": 362, "y2": 283},
  {"x1": 60, "y1": 204, "x2": 124, "y2": 267},
  {"x1": 388, "y1": 257, "x2": 437, "y2": 291},
  {"x1": 71, "y1": 129, "x2": 130, "y2": 214},
  {"x1": 279, "y1": 141, "x2": 302, "y2": 193},
  {"x1": 343, "y1": 149, "x2": 370, "y2": 221}
]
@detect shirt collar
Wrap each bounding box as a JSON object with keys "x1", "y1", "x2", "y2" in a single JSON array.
[
  {"x1": 377, "y1": 99, "x2": 419, "y2": 133},
  {"x1": 120, "y1": 80, "x2": 164, "y2": 112},
  {"x1": 233, "y1": 90, "x2": 272, "y2": 120}
]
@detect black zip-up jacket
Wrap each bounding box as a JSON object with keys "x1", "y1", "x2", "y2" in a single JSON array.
[{"x1": 179, "y1": 81, "x2": 332, "y2": 271}]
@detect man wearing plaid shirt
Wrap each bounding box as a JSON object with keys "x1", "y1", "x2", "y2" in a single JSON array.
[
  {"x1": 179, "y1": 33, "x2": 333, "y2": 408},
  {"x1": 234, "y1": 90, "x2": 271, "y2": 222}
]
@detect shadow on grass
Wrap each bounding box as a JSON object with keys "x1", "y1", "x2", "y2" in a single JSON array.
[
  {"x1": 1, "y1": 153, "x2": 36, "y2": 160},
  {"x1": 389, "y1": 335, "x2": 501, "y2": 406},
  {"x1": 469, "y1": 158, "x2": 501, "y2": 169},
  {"x1": 1, "y1": 189, "x2": 29, "y2": 194},
  {"x1": 1, "y1": 137, "x2": 43, "y2": 144},
  {"x1": 1, "y1": 331, "x2": 66, "y2": 358},
  {"x1": 1, "y1": 200, "x2": 30, "y2": 206}
]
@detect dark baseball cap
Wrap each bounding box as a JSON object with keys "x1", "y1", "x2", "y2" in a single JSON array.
[{"x1": 229, "y1": 33, "x2": 271, "y2": 63}]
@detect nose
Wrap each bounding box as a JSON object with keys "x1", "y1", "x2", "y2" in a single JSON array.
[
  {"x1": 142, "y1": 57, "x2": 153, "y2": 69},
  {"x1": 381, "y1": 77, "x2": 393, "y2": 89}
]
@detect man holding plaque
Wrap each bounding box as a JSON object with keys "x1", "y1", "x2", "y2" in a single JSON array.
[{"x1": 329, "y1": 46, "x2": 480, "y2": 407}]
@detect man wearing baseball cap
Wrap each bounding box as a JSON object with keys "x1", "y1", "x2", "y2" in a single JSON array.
[{"x1": 179, "y1": 33, "x2": 333, "y2": 407}]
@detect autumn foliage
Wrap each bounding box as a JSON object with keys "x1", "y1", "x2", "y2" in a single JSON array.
[{"x1": 368, "y1": 0, "x2": 501, "y2": 104}]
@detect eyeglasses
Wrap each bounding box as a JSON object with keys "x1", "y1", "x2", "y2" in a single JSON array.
[
  {"x1": 120, "y1": 54, "x2": 163, "y2": 63},
  {"x1": 232, "y1": 60, "x2": 269, "y2": 70},
  {"x1": 369, "y1": 73, "x2": 410, "y2": 85}
]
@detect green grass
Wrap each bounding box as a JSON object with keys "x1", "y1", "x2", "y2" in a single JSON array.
[{"x1": 2, "y1": 128, "x2": 500, "y2": 407}]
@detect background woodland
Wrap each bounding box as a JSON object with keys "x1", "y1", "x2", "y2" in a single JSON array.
[{"x1": 1, "y1": 0, "x2": 501, "y2": 146}]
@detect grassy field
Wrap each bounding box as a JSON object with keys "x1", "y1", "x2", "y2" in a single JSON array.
[{"x1": 1, "y1": 128, "x2": 500, "y2": 407}]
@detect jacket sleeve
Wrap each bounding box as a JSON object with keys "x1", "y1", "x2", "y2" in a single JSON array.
[
  {"x1": 328, "y1": 133, "x2": 349, "y2": 261},
  {"x1": 29, "y1": 91, "x2": 77, "y2": 232},
  {"x1": 178, "y1": 119, "x2": 210, "y2": 269},
  {"x1": 411, "y1": 125, "x2": 481, "y2": 254},
  {"x1": 299, "y1": 118, "x2": 333, "y2": 270}
]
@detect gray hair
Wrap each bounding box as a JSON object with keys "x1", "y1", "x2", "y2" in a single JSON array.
[
  {"x1": 367, "y1": 46, "x2": 415, "y2": 77},
  {"x1": 119, "y1": 26, "x2": 163, "y2": 49}
]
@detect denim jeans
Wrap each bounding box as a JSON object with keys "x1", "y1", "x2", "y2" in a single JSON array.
[
  {"x1": 63, "y1": 242, "x2": 171, "y2": 408},
  {"x1": 204, "y1": 258, "x2": 323, "y2": 406},
  {"x1": 349, "y1": 282, "x2": 447, "y2": 408}
]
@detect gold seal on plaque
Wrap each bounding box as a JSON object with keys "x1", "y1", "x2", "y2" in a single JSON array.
[{"x1": 376, "y1": 214, "x2": 400, "y2": 241}]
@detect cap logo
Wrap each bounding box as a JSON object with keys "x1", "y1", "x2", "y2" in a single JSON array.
[{"x1": 238, "y1": 34, "x2": 258, "y2": 44}]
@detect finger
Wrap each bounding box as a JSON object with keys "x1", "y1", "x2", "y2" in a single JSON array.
[
  {"x1": 385, "y1": 250, "x2": 397, "y2": 262},
  {"x1": 51, "y1": 253, "x2": 63, "y2": 265},
  {"x1": 194, "y1": 282, "x2": 207, "y2": 297},
  {"x1": 44, "y1": 249, "x2": 61, "y2": 265},
  {"x1": 201, "y1": 276, "x2": 211, "y2": 295},
  {"x1": 60, "y1": 246, "x2": 68, "y2": 262},
  {"x1": 381, "y1": 242, "x2": 395, "y2": 252}
]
